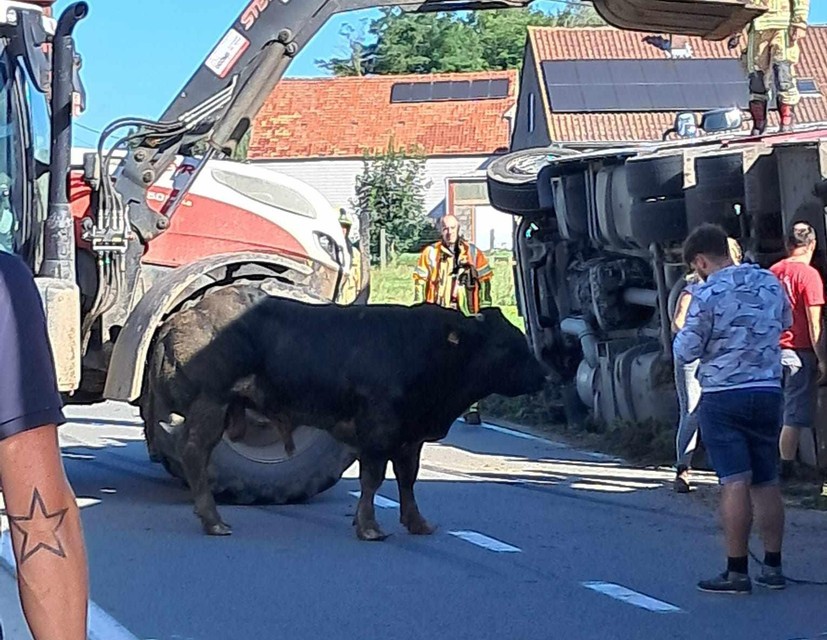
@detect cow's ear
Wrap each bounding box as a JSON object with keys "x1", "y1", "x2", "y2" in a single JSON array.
[{"x1": 447, "y1": 330, "x2": 460, "y2": 345}]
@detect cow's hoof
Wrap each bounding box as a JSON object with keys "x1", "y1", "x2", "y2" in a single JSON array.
[
  {"x1": 204, "y1": 521, "x2": 232, "y2": 536},
  {"x1": 356, "y1": 525, "x2": 389, "y2": 542},
  {"x1": 404, "y1": 518, "x2": 436, "y2": 536}
]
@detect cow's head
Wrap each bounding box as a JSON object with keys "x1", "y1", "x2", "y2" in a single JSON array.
[{"x1": 470, "y1": 307, "x2": 547, "y2": 398}]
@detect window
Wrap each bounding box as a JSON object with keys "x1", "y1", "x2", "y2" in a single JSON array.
[
  {"x1": 798, "y1": 78, "x2": 820, "y2": 97},
  {"x1": 0, "y1": 55, "x2": 24, "y2": 256},
  {"x1": 451, "y1": 180, "x2": 488, "y2": 205},
  {"x1": 211, "y1": 168, "x2": 317, "y2": 219},
  {"x1": 528, "y1": 92, "x2": 535, "y2": 134}
]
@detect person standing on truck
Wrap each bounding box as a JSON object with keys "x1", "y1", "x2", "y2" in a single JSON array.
[
  {"x1": 674, "y1": 223, "x2": 791, "y2": 594},
  {"x1": 741, "y1": 0, "x2": 810, "y2": 134},
  {"x1": 413, "y1": 214, "x2": 493, "y2": 425},
  {"x1": 769, "y1": 221, "x2": 826, "y2": 480},
  {"x1": 671, "y1": 237, "x2": 743, "y2": 494},
  {"x1": 0, "y1": 251, "x2": 89, "y2": 639}
]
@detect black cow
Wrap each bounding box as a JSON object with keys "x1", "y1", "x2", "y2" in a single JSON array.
[{"x1": 147, "y1": 284, "x2": 546, "y2": 540}]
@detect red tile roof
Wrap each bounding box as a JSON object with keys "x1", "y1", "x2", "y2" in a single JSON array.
[
  {"x1": 527, "y1": 26, "x2": 827, "y2": 142},
  {"x1": 249, "y1": 70, "x2": 517, "y2": 159}
]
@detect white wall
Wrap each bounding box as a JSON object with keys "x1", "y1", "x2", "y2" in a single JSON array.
[{"x1": 251, "y1": 155, "x2": 492, "y2": 220}]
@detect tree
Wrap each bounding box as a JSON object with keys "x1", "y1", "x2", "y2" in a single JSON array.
[
  {"x1": 369, "y1": 10, "x2": 487, "y2": 75},
  {"x1": 351, "y1": 142, "x2": 429, "y2": 262},
  {"x1": 318, "y1": 3, "x2": 604, "y2": 75},
  {"x1": 315, "y1": 21, "x2": 377, "y2": 77}
]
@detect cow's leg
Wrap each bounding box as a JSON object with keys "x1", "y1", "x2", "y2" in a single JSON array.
[
  {"x1": 393, "y1": 442, "x2": 434, "y2": 535},
  {"x1": 180, "y1": 396, "x2": 232, "y2": 536},
  {"x1": 355, "y1": 454, "x2": 389, "y2": 541}
]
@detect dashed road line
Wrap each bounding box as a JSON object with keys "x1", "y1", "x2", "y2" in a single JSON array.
[
  {"x1": 348, "y1": 491, "x2": 399, "y2": 509},
  {"x1": 448, "y1": 530, "x2": 522, "y2": 553},
  {"x1": 582, "y1": 581, "x2": 682, "y2": 613},
  {"x1": 0, "y1": 498, "x2": 141, "y2": 640}
]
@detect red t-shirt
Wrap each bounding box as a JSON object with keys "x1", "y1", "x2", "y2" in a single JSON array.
[{"x1": 770, "y1": 258, "x2": 826, "y2": 349}]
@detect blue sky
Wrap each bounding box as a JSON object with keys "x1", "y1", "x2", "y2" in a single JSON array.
[{"x1": 54, "y1": 0, "x2": 827, "y2": 148}]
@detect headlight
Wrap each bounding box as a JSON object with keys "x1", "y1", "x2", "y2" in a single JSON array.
[{"x1": 314, "y1": 231, "x2": 344, "y2": 266}]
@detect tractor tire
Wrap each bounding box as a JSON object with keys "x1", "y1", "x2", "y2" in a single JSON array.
[
  {"x1": 625, "y1": 155, "x2": 684, "y2": 199},
  {"x1": 487, "y1": 146, "x2": 580, "y2": 215},
  {"x1": 140, "y1": 280, "x2": 357, "y2": 505}
]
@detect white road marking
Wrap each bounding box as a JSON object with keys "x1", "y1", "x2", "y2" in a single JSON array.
[
  {"x1": 479, "y1": 422, "x2": 556, "y2": 444},
  {"x1": 448, "y1": 530, "x2": 522, "y2": 553},
  {"x1": 348, "y1": 491, "x2": 399, "y2": 509},
  {"x1": 0, "y1": 497, "x2": 141, "y2": 640},
  {"x1": 582, "y1": 581, "x2": 682, "y2": 613},
  {"x1": 479, "y1": 422, "x2": 621, "y2": 462}
]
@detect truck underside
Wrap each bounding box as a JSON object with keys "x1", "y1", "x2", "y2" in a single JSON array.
[{"x1": 488, "y1": 125, "x2": 827, "y2": 467}]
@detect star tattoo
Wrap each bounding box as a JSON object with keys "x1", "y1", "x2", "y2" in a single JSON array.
[{"x1": 7, "y1": 489, "x2": 69, "y2": 564}]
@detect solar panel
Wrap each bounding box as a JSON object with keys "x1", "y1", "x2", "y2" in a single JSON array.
[
  {"x1": 489, "y1": 78, "x2": 510, "y2": 98},
  {"x1": 542, "y1": 59, "x2": 749, "y2": 113},
  {"x1": 431, "y1": 81, "x2": 452, "y2": 100},
  {"x1": 410, "y1": 82, "x2": 431, "y2": 102},
  {"x1": 390, "y1": 79, "x2": 510, "y2": 103},
  {"x1": 390, "y1": 83, "x2": 412, "y2": 103}
]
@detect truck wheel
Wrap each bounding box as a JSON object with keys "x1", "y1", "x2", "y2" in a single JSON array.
[
  {"x1": 625, "y1": 155, "x2": 684, "y2": 199},
  {"x1": 140, "y1": 281, "x2": 357, "y2": 505},
  {"x1": 487, "y1": 147, "x2": 579, "y2": 215}
]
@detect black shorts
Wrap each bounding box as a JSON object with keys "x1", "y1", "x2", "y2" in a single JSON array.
[
  {"x1": 781, "y1": 348, "x2": 818, "y2": 429},
  {"x1": 0, "y1": 253, "x2": 65, "y2": 442}
]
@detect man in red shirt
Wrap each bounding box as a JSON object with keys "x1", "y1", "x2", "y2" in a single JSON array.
[{"x1": 770, "y1": 221, "x2": 827, "y2": 480}]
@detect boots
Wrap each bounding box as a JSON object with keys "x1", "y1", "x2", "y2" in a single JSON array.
[
  {"x1": 749, "y1": 99, "x2": 767, "y2": 135},
  {"x1": 779, "y1": 102, "x2": 795, "y2": 133}
]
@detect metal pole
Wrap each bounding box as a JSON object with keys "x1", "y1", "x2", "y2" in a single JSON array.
[{"x1": 41, "y1": 2, "x2": 88, "y2": 280}]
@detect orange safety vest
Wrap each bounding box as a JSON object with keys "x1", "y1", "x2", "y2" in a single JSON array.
[{"x1": 413, "y1": 240, "x2": 492, "y2": 314}]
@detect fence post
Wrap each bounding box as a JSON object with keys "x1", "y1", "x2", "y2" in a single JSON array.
[{"x1": 380, "y1": 228, "x2": 387, "y2": 269}]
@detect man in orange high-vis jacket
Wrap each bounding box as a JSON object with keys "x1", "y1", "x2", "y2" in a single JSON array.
[{"x1": 413, "y1": 214, "x2": 493, "y2": 425}]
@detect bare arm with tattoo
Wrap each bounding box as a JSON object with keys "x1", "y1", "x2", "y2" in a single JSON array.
[
  {"x1": 0, "y1": 252, "x2": 89, "y2": 639},
  {"x1": 0, "y1": 425, "x2": 89, "y2": 640}
]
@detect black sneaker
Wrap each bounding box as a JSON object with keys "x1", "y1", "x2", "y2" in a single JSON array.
[
  {"x1": 463, "y1": 411, "x2": 481, "y2": 426},
  {"x1": 697, "y1": 571, "x2": 752, "y2": 594},
  {"x1": 755, "y1": 565, "x2": 786, "y2": 590},
  {"x1": 674, "y1": 466, "x2": 691, "y2": 493}
]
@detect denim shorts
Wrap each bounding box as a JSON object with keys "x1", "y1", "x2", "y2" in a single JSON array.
[
  {"x1": 698, "y1": 387, "x2": 783, "y2": 486},
  {"x1": 781, "y1": 348, "x2": 818, "y2": 429}
]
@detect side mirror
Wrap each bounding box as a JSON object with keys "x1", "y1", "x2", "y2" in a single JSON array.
[{"x1": 700, "y1": 107, "x2": 743, "y2": 133}]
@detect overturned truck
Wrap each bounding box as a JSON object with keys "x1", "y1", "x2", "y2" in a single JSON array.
[{"x1": 488, "y1": 117, "x2": 827, "y2": 470}]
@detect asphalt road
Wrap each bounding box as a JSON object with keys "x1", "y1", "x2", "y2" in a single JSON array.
[{"x1": 2, "y1": 401, "x2": 827, "y2": 640}]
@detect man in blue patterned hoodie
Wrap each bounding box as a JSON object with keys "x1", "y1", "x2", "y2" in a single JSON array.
[{"x1": 674, "y1": 223, "x2": 792, "y2": 594}]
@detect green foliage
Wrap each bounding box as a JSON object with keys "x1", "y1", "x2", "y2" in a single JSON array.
[
  {"x1": 370, "y1": 11, "x2": 487, "y2": 75},
  {"x1": 317, "y1": 3, "x2": 604, "y2": 75},
  {"x1": 351, "y1": 144, "x2": 430, "y2": 260},
  {"x1": 231, "y1": 129, "x2": 251, "y2": 161}
]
